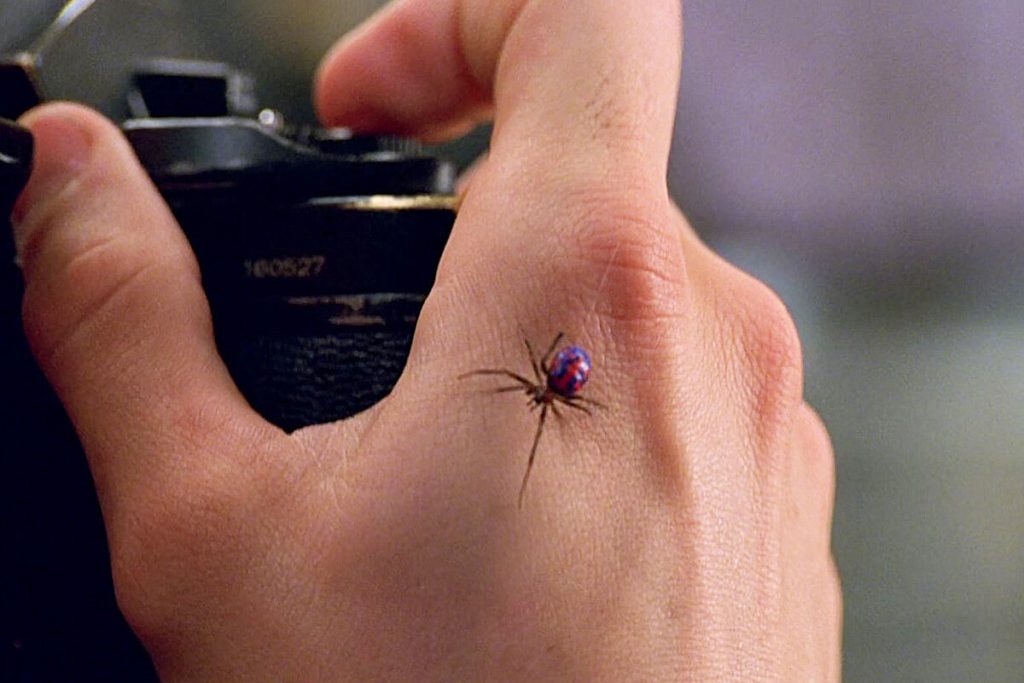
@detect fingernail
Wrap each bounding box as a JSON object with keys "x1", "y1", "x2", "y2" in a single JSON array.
[{"x1": 12, "y1": 108, "x2": 94, "y2": 246}]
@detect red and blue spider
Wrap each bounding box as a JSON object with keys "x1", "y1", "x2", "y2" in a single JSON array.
[{"x1": 460, "y1": 332, "x2": 603, "y2": 506}]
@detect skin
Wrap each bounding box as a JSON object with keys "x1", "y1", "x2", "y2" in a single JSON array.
[{"x1": 12, "y1": 0, "x2": 841, "y2": 680}]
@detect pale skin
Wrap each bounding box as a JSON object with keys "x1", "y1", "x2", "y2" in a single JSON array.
[{"x1": 12, "y1": 0, "x2": 841, "y2": 680}]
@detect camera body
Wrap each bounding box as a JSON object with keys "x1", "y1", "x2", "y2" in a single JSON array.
[
  {"x1": 1, "y1": 56, "x2": 455, "y2": 678},
  {"x1": 4, "y1": 54, "x2": 457, "y2": 426},
  {"x1": 131, "y1": 60, "x2": 457, "y2": 429}
]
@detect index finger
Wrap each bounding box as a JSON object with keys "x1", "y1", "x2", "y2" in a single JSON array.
[{"x1": 315, "y1": 0, "x2": 682, "y2": 188}]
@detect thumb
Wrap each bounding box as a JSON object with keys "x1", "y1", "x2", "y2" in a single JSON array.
[{"x1": 13, "y1": 104, "x2": 276, "y2": 519}]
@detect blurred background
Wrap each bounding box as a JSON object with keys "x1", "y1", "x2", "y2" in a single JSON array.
[
  {"x1": 673, "y1": 3, "x2": 1024, "y2": 681},
  {"x1": 3, "y1": 0, "x2": 1022, "y2": 680}
]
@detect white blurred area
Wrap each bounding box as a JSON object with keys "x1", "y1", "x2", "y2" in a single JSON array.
[{"x1": 193, "y1": 1, "x2": 1023, "y2": 679}]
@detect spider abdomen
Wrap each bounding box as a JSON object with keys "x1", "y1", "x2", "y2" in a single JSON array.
[{"x1": 547, "y1": 346, "x2": 592, "y2": 398}]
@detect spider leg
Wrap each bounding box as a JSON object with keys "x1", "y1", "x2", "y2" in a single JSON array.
[
  {"x1": 523, "y1": 337, "x2": 543, "y2": 383},
  {"x1": 554, "y1": 394, "x2": 592, "y2": 415},
  {"x1": 458, "y1": 368, "x2": 535, "y2": 388},
  {"x1": 493, "y1": 385, "x2": 531, "y2": 394},
  {"x1": 568, "y1": 395, "x2": 605, "y2": 411},
  {"x1": 518, "y1": 403, "x2": 549, "y2": 508},
  {"x1": 539, "y1": 332, "x2": 565, "y2": 374}
]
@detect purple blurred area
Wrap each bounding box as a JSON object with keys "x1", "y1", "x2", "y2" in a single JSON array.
[{"x1": 671, "y1": 0, "x2": 1024, "y2": 268}]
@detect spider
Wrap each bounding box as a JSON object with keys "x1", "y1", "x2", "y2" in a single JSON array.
[{"x1": 459, "y1": 332, "x2": 603, "y2": 506}]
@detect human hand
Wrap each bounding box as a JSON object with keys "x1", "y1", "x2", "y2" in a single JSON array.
[{"x1": 13, "y1": 0, "x2": 840, "y2": 680}]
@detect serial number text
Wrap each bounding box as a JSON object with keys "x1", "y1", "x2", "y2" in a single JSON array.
[{"x1": 243, "y1": 256, "x2": 327, "y2": 279}]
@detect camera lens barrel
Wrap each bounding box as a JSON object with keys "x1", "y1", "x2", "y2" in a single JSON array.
[
  {"x1": 179, "y1": 195, "x2": 455, "y2": 430},
  {"x1": 123, "y1": 117, "x2": 457, "y2": 430}
]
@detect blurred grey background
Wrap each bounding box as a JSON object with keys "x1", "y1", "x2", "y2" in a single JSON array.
[{"x1": 4, "y1": 1, "x2": 1022, "y2": 680}]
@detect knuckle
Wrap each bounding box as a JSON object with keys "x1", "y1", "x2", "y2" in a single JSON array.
[
  {"x1": 824, "y1": 555, "x2": 844, "y2": 640},
  {"x1": 22, "y1": 231, "x2": 193, "y2": 372},
  {"x1": 710, "y1": 269, "x2": 804, "y2": 452},
  {"x1": 22, "y1": 236, "x2": 152, "y2": 365},
  {"x1": 563, "y1": 188, "x2": 690, "y2": 328},
  {"x1": 741, "y1": 281, "x2": 803, "y2": 404},
  {"x1": 796, "y1": 403, "x2": 837, "y2": 499}
]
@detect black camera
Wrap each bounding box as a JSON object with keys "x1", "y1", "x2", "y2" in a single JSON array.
[
  {"x1": 122, "y1": 59, "x2": 457, "y2": 429},
  {"x1": 1, "y1": 53, "x2": 457, "y2": 681}
]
